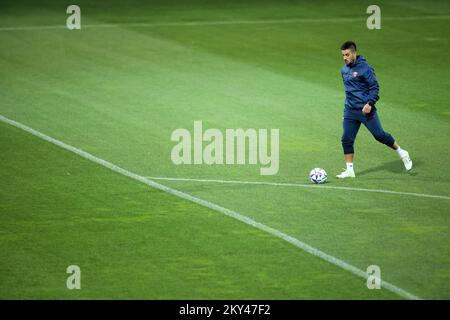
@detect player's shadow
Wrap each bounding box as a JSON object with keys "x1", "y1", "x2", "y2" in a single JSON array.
[{"x1": 357, "y1": 159, "x2": 420, "y2": 176}]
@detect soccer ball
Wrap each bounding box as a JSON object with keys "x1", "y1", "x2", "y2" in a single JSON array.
[{"x1": 309, "y1": 168, "x2": 327, "y2": 184}]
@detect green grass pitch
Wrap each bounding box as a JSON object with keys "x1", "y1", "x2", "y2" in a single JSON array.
[{"x1": 0, "y1": 0, "x2": 449, "y2": 299}]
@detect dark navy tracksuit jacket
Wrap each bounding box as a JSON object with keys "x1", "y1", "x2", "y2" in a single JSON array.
[{"x1": 340, "y1": 55, "x2": 394, "y2": 154}]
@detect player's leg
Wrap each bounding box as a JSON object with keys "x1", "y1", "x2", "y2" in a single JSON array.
[
  {"x1": 363, "y1": 113, "x2": 412, "y2": 170},
  {"x1": 337, "y1": 117, "x2": 361, "y2": 178}
]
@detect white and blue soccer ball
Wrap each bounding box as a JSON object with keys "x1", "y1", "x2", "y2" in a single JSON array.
[{"x1": 309, "y1": 168, "x2": 327, "y2": 184}]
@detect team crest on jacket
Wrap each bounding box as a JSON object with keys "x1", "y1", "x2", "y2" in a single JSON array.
[{"x1": 352, "y1": 71, "x2": 358, "y2": 77}]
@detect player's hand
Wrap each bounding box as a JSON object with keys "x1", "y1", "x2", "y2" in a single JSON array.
[{"x1": 362, "y1": 103, "x2": 372, "y2": 114}]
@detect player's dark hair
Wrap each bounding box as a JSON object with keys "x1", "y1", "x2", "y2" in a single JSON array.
[{"x1": 340, "y1": 41, "x2": 357, "y2": 52}]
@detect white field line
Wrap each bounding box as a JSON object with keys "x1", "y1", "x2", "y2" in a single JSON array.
[
  {"x1": 0, "y1": 114, "x2": 420, "y2": 300},
  {"x1": 0, "y1": 15, "x2": 449, "y2": 31},
  {"x1": 146, "y1": 177, "x2": 450, "y2": 201}
]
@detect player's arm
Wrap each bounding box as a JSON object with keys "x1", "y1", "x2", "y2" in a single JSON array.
[
  {"x1": 362, "y1": 65, "x2": 379, "y2": 113},
  {"x1": 365, "y1": 66, "x2": 379, "y2": 107}
]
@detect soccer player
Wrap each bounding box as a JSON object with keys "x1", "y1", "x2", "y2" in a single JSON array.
[{"x1": 337, "y1": 41, "x2": 412, "y2": 178}]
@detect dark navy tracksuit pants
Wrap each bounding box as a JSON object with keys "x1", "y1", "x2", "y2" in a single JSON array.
[{"x1": 342, "y1": 107, "x2": 395, "y2": 154}]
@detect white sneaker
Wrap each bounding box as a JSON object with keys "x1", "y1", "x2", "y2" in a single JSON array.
[
  {"x1": 336, "y1": 169, "x2": 356, "y2": 179},
  {"x1": 400, "y1": 150, "x2": 413, "y2": 171}
]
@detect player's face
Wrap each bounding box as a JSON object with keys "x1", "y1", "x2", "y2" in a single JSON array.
[{"x1": 342, "y1": 49, "x2": 356, "y2": 65}]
